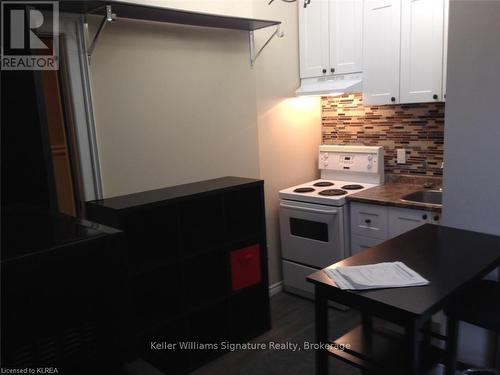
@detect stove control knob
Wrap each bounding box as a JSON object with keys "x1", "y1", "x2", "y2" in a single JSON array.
[
  {"x1": 324, "y1": 162, "x2": 329, "y2": 167},
  {"x1": 324, "y1": 153, "x2": 329, "y2": 160},
  {"x1": 368, "y1": 155, "x2": 373, "y2": 161},
  {"x1": 367, "y1": 164, "x2": 373, "y2": 170}
]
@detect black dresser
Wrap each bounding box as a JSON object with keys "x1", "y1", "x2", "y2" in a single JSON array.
[
  {"x1": 1, "y1": 208, "x2": 128, "y2": 374},
  {"x1": 86, "y1": 176, "x2": 271, "y2": 373}
]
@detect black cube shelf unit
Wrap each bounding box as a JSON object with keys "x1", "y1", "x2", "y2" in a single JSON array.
[
  {"x1": 86, "y1": 176, "x2": 271, "y2": 373},
  {"x1": 1, "y1": 209, "x2": 128, "y2": 374}
]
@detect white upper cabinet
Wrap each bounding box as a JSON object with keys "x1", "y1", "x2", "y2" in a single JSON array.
[
  {"x1": 442, "y1": 0, "x2": 449, "y2": 100},
  {"x1": 363, "y1": 0, "x2": 449, "y2": 105},
  {"x1": 329, "y1": 0, "x2": 363, "y2": 75},
  {"x1": 363, "y1": 0, "x2": 401, "y2": 105},
  {"x1": 400, "y1": 0, "x2": 444, "y2": 103},
  {"x1": 299, "y1": 0, "x2": 363, "y2": 79},
  {"x1": 298, "y1": 0, "x2": 330, "y2": 78}
]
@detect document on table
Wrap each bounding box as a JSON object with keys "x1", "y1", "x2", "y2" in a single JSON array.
[{"x1": 323, "y1": 262, "x2": 429, "y2": 290}]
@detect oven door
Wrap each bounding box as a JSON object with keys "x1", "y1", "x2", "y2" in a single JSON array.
[{"x1": 279, "y1": 200, "x2": 345, "y2": 268}]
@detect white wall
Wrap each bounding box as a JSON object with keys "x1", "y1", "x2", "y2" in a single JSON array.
[
  {"x1": 442, "y1": 0, "x2": 500, "y2": 367},
  {"x1": 89, "y1": 18, "x2": 259, "y2": 197},
  {"x1": 443, "y1": 1, "x2": 500, "y2": 236},
  {"x1": 253, "y1": 1, "x2": 321, "y2": 285},
  {"x1": 88, "y1": 0, "x2": 321, "y2": 285}
]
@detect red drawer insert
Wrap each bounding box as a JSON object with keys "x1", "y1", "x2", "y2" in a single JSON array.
[{"x1": 230, "y1": 244, "x2": 261, "y2": 291}]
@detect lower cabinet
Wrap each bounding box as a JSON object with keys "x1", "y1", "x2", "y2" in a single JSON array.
[
  {"x1": 350, "y1": 202, "x2": 388, "y2": 240},
  {"x1": 388, "y1": 206, "x2": 433, "y2": 238},
  {"x1": 351, "y1": 234, "x2": 385, "y2": 256},
  {"x1": 350, "y1": 202, "x2": 441, "y2": 254}
]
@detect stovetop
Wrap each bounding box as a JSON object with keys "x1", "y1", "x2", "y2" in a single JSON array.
[{"x1": 279, "y1": 179, "x2": 378, "y2": 206}]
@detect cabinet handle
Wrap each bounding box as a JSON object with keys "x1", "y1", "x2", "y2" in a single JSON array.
[
  {"x1": 391, "y1": 97, "x2": 396, "y2": 103},
  {"x1": 364, "y1": 219, "x2": 371, "y2": 224},
  {"x1": 434, "y1": 215, "x2": 440, "y2": 221},
  {"x1": 422, "y1": 214, "x2": 428, "y2": 220},
  {"x1": 322, "y1": 68, "x2": 327, "y2": 74},
  {"x1": 433, "y1": 94, "x2": 439, "y2": 100},
  {"x1": 330, "y1": 68, "x2": 335, "y2": 73}
]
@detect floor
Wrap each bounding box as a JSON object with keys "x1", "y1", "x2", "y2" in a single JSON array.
[{"x1": 124, "y1": 292, "x2": 363, "y2": 375}]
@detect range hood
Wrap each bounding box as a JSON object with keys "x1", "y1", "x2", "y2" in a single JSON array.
[{"x1": 296, "y1": 73, "x2": 362, "y2": 97}]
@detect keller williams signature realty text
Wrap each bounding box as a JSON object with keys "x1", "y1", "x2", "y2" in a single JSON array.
[{"x1": 150, "y1": 341, "x2": 351, "y2": 352}]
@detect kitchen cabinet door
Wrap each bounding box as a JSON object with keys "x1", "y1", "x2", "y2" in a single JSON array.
[
  {"x1": 351, "y1": 234, "x2": 385, "y2": 256},
  {"x1": 442, "y1": 0, "x2": 449, "y2": 101},
  {"x1": 388, "y1": 206, "x2": 431, "y2": 238},
  {"x1": 298, "y1": 0, "x2": 330, "y2": 78},
  {"x1": 350, "y1": 202, "x2": 389, "y2": 240},
  {"x1": 400, "y1": 0, "x2": 445, "y2": 103},
  {"x1": 363, "y1": 0, "x2": 401, "y2": 105},
  {"x1": 329, "y1": 0, "x2": 363, "y2": 75},
  {"x1": 430, "y1": 211, "x2": 441, "y2": 225}
]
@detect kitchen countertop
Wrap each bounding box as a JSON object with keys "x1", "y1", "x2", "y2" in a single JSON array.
[{"x1": 347, "y1": 183, "x2": 442, "y2": 212}]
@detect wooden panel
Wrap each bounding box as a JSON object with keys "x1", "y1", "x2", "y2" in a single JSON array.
[
  {"x1": 298, "y1": 0, "x2": 330, "y2": 78},
  {"x1": 363, "y1": 0, "x2": 401, "y2": 105},
  {"x1": 388, "y1": 206, "x2": 430, "y2": 238},
  {"x1": 442, "y1": 0, "x2": 449, "y2": 100},
  {"x1": 400, "y1": 0, "x2": 444, "y2": 103},
  {"x1": 351, "y1": 234, "x2": 384, "y2": 256},
  {"x1": 41, "y1": 38, "x2": 76, "y2": 217},
  {"x1": 350, "y1": 202, "x2": 389, "y2": 239},
  {"x1": 329, "y1": 0, "x2": 363, "y2": 74}
]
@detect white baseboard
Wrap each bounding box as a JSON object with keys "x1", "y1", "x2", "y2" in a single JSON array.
[{"x1": 268, "y1": 281, "x2": 283, "y2": 297}]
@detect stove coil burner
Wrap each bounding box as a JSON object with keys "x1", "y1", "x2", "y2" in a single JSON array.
[
  {"x1": 318, "y1": 189, "x2": 348, "y2": 196},
  {"x1": 294, "y1": 187, "x2": 315, "y2": 193},
  {"x1": 341, "y1": 184, "x2": 364, "y2": 190},
  {"x1": 313, "y1": 181, "x2": 334, "y2": 187}
]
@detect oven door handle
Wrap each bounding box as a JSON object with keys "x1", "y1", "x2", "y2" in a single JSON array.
[{"x1": 280, "y1": 203, "x2": 338, "y2": 215}]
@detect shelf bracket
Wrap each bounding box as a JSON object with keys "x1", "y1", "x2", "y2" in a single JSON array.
[
  {"x1": 249, "y1": 24, "x2": 284, "y2": 67},
  {"x1": 83, "y1": 5, "x2": 116, "y2": 60}
]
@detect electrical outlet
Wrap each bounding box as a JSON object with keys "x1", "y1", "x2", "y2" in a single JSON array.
[{"x1": 397, "y1": 148, "x2": 406, "y2": 164}]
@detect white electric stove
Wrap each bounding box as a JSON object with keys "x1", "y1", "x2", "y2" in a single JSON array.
[
  {"x1": 279, "y1": 178, "x2": 379, "y2": 206},
  {"x1": 279, "y1": 145, "x2": 384, "y2": 299}
]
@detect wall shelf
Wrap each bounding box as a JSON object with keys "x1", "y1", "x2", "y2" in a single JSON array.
[
  {"x1": 59, "y1": 0, "x2": 281, "y2": 31},
  {"x1": 59, "y1": 1, "x2": 283, "y2": 65}
]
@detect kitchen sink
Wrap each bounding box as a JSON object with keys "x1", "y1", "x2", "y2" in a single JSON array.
[{"x1": 401, "y1": 190, "x2": 442, "y2": 206}]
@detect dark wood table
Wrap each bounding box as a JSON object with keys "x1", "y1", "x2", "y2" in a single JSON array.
[{"x1": 307, "y1": 224, "x2": 500, "y2": 375}]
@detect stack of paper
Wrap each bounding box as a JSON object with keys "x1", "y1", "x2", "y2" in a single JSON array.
[{"x1": 324, "y1": 262, "x2": 429, "y2": 290}]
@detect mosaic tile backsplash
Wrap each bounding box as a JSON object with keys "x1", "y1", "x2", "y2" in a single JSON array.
[{"x1": 322, "y1": 93, "x2": 445, "y2": 176}]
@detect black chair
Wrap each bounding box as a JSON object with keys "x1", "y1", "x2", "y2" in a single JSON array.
[{"x1": 454, "y1": 279, "x2": 500, "y2": 373}]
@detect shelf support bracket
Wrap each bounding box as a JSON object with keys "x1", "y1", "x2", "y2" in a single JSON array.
[
  {"x1": 83, "y1": 5, "x2": 116, "y2": 60},
  {"x1": 249, "y1": 24, "x2": 284, "y2": 67}
]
